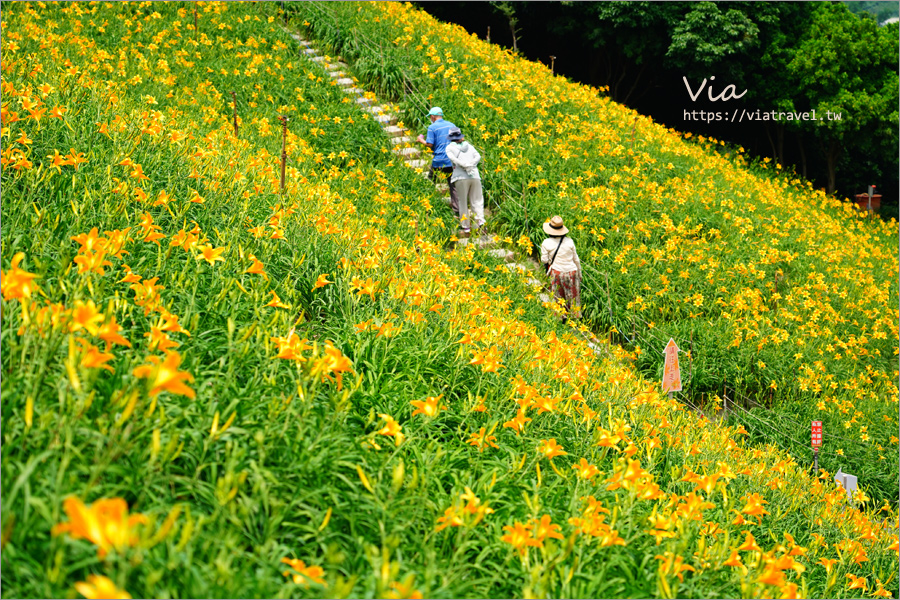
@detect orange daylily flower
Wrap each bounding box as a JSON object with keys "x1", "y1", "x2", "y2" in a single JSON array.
[
  {"x1": 265, "y1": 291, "x2": 291, "y2": 309},
  {"x1": 74, "y1": 574, "x2": 131, "y2": 599},
  {"x1": 195, "y1": 244, "x2": 225, "y2": 265},
  {"x1": 314, "y1": 343, "x2": 354, "y2": 390},
  {"x1": 737, "y1": 531, "x2": 762, "y2": 552},
  {"x1": 132, "y1": 351, "x2": 195, "y2": 399},
  {"x1": 245, "y1": 255, "x2": 268, "y2": 279},
  {"x1": 501, "y1": 521, "x2": 541, "y2": 556},
  {"x1": 376, "y1": 413, "x2": 404, "y2": 446},
  {"x1": 503, "y1": 408, "x2": 531, "y2": 435},
  {"x1": 271, "y1": 332, "x2": 312, "y2": 361},
  {"x1": 73, "y1": 250, "x2": 113, "y2": 276},
  {"x1": 118, "y1": 265, "x2": 142, "y2": 284},
  {"x1": 845, "y1": 573, "x2": 868, "y2": 591},
  {"x1": 1, "y1": 252, "x2": 40, "y2": 300},
  {"x1": 144, "y1": 327, "x2": 180, "y2": 352},
  {"x1": 537, "y1": 438, "x2": 567, "y2": 460},
  {"x1": 281, "y1": 558, "x2": 325, "y2": 586},
  {"x1": 410, "y1": 395, "x2": 442, "y2": 417},
  {"x1": 312, "y1": 273, "x2": 332, "y2": 290},
  {"x1": 69, "y1": 300, "x2": 104, "y2": 336},
  {"x1": 51, "y1": 496, "x2": 148, "y2": 558},
  {"x1": 71, "y1": 228, "x2": 108, "y2": 254},
  {"x1": 435, "y1": 505, "x2": 466, "y2": 532},
  {"x1": 531, "y1": 514, "x2": 564, "y2": 544},
  {"x1": 78, "y1": 339, "x2": 116, "y2": 372},
  {"x1": 467, "y1": 427, "x2": 498, "y2": 452},
  {"x1": 98, "y1": 315, "x2": 132, "y2": 350},
  {"x1": 655, "y1": 552, "x2": 695, "y2": 582},
  {"x1": 723, "y1": 550, "x2": 744, "y2": 567},
  {"x1": 46, "y1": 149, "x2": 68, "y2": 172},
  {"x1": 385, "y1": 577, "x2": 423, "y2": 600}
]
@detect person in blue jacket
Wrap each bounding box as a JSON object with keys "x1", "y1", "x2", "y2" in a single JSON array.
[{"x1": 417, "y1": 107, "x2": 459, "y2": 215}]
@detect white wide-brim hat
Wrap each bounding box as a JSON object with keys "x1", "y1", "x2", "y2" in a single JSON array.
[{"x1": 543, "y1": 215, "x2": 569, "y2": 236}]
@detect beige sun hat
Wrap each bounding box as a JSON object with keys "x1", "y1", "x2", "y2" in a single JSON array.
[{"x1": 542, "y1": 215, "x2": 569, "y2": 236}]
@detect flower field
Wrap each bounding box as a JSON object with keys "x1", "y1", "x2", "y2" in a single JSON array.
[
  {"x1": 293, "y1": 2, "x2": 900, "y2": 507},
  {"x1": 1, "y1": 2, "x2": 897, "y2": 599}
]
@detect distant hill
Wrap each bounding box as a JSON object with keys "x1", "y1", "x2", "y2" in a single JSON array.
[{"x1": 843, "y1": 0, "x2": 900, "y2": 24}]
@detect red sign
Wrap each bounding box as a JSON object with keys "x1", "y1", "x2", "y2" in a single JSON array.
[
  {"x1": 662, "y1": 338, "x2": 682, "y2": 394},
  {"x1": 811, "y1": 421, "x2": 822, "y2": 449}
]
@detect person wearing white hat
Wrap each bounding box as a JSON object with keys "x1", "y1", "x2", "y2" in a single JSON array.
[
  {"x1": 541, "y1": 215, "x2": 582, "y2": 322},
  {"x1": 416, "y1": 107, "x2": 459, "y2": 215},
  {"x1": 445, "y1": 127, "x2": 484, "y2": 234}
]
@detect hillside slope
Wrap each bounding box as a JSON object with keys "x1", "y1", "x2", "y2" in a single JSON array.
[
  {"x1": 0, "y1": 3, "x2": 896, "y2": 599},
  {"x1": 292, "y1": 1, "x2": 899, "y2": 506}
]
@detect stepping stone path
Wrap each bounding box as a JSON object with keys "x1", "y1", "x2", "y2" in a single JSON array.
[{"x1": 289, "y1": 31, "x2": 608, "y2": 357}]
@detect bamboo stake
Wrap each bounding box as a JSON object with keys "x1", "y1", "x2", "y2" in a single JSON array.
[
  {"x1": 279, "y1": 116, "x2": 288, "y2": 193},
  {"x1": 231, "y1": 92, "x2": 238, "y2": 138}
]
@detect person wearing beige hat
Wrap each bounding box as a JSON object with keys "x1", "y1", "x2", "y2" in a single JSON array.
[{"x1": 541, "y1": 215, "x2": 582, "y2": 322}]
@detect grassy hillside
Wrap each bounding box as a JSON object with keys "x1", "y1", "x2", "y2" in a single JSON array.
[
  {"x1": 291, "y1": 1, "x2": 899, "y2": 506},
  {"x1": 1, "y1": 2, "x2": 896, "y2": 599}
]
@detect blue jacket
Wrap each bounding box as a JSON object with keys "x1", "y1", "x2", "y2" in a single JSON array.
[{"x1": 425, "y1": 118, "x2": 456, "y2": 168}]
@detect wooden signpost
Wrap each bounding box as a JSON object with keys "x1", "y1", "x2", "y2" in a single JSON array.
[
  {"x1": 811, "y1": 420, "x2": 822, "y2": 472},
  {"x1": 662, "y1": 338, "x2": 682, "y2": 398}
]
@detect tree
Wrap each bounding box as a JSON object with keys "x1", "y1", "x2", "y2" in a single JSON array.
[
  {"x1": 788, "y1": 4, "x2": 899, "y2": 193},
  {"x1": 535, "y1": 2, "x2": 687, "y2": 104},
  {"x1": 666, "y1": 1, "x2": 759, "y2": 84},
  {"x1": 490, "y1": 2, "x2": 521, "y2": 53}
]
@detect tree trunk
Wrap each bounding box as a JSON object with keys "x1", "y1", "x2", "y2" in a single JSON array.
[
  {"x1": 764, "y1": 123, "x2": 778, "y2": 161},
  {"x1": 824, "y1": 138, "x2": 840, "y2": 194},
  {"x1": 620, "y1": 62, "x2": 647, "y2": 106},
  {"x1": 797, "y1": 134, "x2": 807, "y2": 178},
  {"x1": 775, "y1": 123, "x2": 784, "y2": 165}
]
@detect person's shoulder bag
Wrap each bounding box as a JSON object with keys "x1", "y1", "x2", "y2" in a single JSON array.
[{"x1": 546, "y1": 236, "x2": 565, "y2": 275}]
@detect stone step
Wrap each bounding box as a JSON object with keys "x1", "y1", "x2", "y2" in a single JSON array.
[
  {"x1": 538, "y1": 293, "x2": 551, "y2": 303},
  {"x1": 343, "y1": 87, "x2": 364, "y2": 95},
  {"x1": 487, "y1": 248, "x2": 515, "y2": 262},
  {"x1": 435, "y1": 183, "x2": 450, "y2": 193},
  {"x1": 336, "y1": 77, "x2": 354, "y2": 86},
  {"x1": 302, "y1": 48, "x2": 318, "y2": 55},
  {"x1": 457, "y1": 234, "x2": 497, "y2": 249},
  {"x1": 504, "y1": 263, "x2": 534, "y2": 274},
  {"x1": 374, "y1": 114, "x2": 397, "y2": 125},
  {"x1": 328, "y1": 70, "x2": 347, "y2": 78},
  {"x1": 526, "y1": 277, "x2": 542, "y2": 286},
  {"x1": 311, "y1": 56, "x2": 327, "y2": 63},
  {"x1": 393, "y1": 147, "x2": 420, "y2": 158},
  {"x1": 364, "y1": 105, "x2": 390, "y2": 115},
  {"x1": 355, "y1": 96, "x2": 374, "y2": 106},
  {"x1": 390, "y1": 136, "x2": 413, "y2": 145},
  {"x1": 383, "y1": 125, "x2": 407, "y2": 138},
  {"x1": 407, "y1": 159, "x2": 428, "y2": 169}
]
